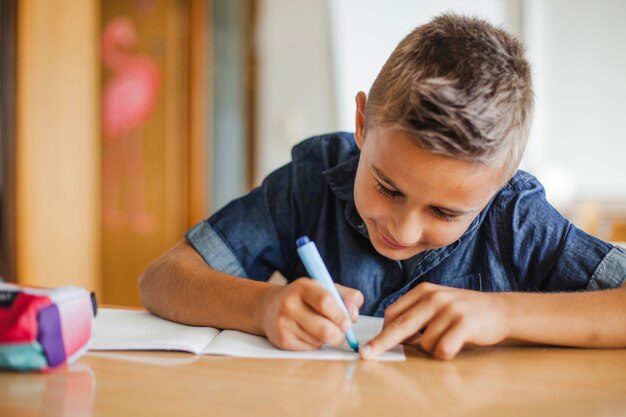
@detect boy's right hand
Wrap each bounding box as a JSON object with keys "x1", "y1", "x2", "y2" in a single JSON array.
[{"x1": 260, "y1": 278, "x2": 364, "y2": 351}]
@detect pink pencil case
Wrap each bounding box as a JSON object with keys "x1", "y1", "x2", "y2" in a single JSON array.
[{"x1": 0, "y1": 283, "x2": 97, "y2": 371}]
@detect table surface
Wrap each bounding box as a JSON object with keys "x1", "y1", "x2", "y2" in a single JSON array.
[{"x1": 1, "y1": 344, "x2": 626, "y2": 417}]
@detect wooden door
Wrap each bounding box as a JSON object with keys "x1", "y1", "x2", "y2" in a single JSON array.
[{"x1": 100, "y1": 0, "x2": 209, "y2": 306}]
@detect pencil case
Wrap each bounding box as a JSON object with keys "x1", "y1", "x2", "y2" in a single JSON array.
[{"x1": 0, "y1": 282, "x2": 97, "y2": 371}]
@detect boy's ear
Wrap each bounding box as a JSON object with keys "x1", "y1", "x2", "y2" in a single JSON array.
[{"x1": 354, "y1": 91, "x2": 367, "y2": 150}]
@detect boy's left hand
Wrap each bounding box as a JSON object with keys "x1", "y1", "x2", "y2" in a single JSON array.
[{"x1": 360, "y1": 282, "x2": 512, "y2": 360}]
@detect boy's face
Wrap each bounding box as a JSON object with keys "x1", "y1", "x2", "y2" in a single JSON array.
[{"x1": 353, "y1": 92, "x2": 504, "y2": 261}]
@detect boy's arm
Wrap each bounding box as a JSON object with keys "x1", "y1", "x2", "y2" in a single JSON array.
[
  {"x1": 139, "y1": 240, "x2": 363, "y2": 350},
  {"x1": 360, "y1": 282, "x2": 626, "y2": 361},
  {"x1": 139, "y1": 239, "x2": 273, "y2": 334},
  {"x1": 507, "y1": 286, "x2": 626, "y2": 347}
]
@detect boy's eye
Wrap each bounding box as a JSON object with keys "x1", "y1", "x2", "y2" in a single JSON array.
[
  {"x1": 375, "y1": 182, "x2": 403, "y2": 200},
  {"x1": 431, "y1": 207, "x2": 457, "y2": 222},
  {"x1": 374, "y1": 180, "x2": 459, "y2": 221}
]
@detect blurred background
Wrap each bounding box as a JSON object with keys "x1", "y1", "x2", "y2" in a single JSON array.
[{"x1": 1, "y1": 0, "x2": 625, "y2": 306}]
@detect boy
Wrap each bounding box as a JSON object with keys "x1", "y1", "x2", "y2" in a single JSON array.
[{"x1": 139, "y1": 14, "x2": 626, "y2": 360}]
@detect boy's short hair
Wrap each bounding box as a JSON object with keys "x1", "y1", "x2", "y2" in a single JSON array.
[{"x1": 366, "y1": 14, "x2": 533, "y2": 180}]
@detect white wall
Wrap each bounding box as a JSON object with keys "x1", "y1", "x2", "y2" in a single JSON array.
[
  {"x1": 255, "y1": 0, "x2": 337, "y2": 183},
  {"x1": 522, "y1": 0, "x2": 626, "y2": 205}
]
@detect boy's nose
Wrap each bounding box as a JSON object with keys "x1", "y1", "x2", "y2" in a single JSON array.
[{"x1": 388, "y1": 211, "x2": 422, "y2": 246}]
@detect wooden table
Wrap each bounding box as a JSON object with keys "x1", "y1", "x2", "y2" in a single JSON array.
[{"x1": 1, "y1": 345, "x2": 625, "y2": 417}]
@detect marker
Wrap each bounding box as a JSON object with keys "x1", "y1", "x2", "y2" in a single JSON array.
[{"x1": 296, "y1": 236, "x2": 359, "y2": 352}]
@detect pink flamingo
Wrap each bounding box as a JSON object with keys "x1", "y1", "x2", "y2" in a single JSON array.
[{"x1": 101, "y1": 16, "x2": 161, "y2": 233}]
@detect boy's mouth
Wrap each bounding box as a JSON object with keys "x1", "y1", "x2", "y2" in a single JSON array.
[{"x1": 379, "y1": 232, "x2": 411, "y2": 250}]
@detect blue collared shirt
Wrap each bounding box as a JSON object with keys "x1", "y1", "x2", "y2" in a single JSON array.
[{"x1": 186, "y1": 132, "x2": 626, "y2": 316}]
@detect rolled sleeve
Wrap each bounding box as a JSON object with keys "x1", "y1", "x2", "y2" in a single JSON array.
[
  {"x1": 586, "y1": 247, "x2": 626, "y2": 290},
  {"x1": 186, "y1": 221, "x2": 248, "y2": 278},
  {"x1": 548, "y1": 225, "x2": 614, "y2": 291}
]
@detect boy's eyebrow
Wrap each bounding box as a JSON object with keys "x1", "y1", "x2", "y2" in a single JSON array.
[
  {"x1": 372, "y1": 166, "x2": 404, "y2": 193},
  {"x1": 371, "y1": 165, "x2": 475, "y2": 216}
]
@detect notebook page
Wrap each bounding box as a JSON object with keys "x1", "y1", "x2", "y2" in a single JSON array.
[
  {"x1": 203, "y1": 316, "x2": 405, "y2": 361},
  {"x1": 90, "y1": 308, "x2": 220, "y2": 354}
]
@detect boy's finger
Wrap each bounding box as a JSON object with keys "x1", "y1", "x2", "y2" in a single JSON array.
[
  {"x1": 417, "y1": 309, "x2": 455, "y2": 353},
  {"x1": 433, "y1": 321, "x2": 466, "y2": 360},
  {"x1": 347, "y1": 304, "x2": 359, "y2": 322},
  {"x1": 293, "y1": 321, "x2": 325, "y2": 349},
  {"x1": 300, "y1": 316, "x2": 346, "y2": 347},
  {"x1": 335, "y1": 284, "x2": 363, "y2": 322},
  {"x1": 383, "y1": 282, "x2": 439, "y2": 325},
  {"x1": 297, "y1": 299, "x2": 347, "y2": 346},
  {"x1": 361, "y1": 305, "x2": 434, "y2": 359},
  {"x1": 272, "y1": 316, "x2": 322, "y2": 351},
  {"x1": 360, "y1": 322, "x2": 408, "y2": 359},
  {"x1": 303, "y1": 285, "x2": 352, "y2": 331},
  {"x1": 335, "y1": 284, "x2": 365, "y2": 307},
  {"x1": 282, "y1": 335, "x2": 322, "y2": 352}
]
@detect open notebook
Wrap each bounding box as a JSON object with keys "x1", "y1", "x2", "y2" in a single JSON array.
[{"x1": 90, "y1": 308, "x2": 405, "y2": 361}]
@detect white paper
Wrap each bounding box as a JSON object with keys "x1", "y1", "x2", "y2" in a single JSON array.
[
  {"x1": 90, "y1": 308, "x2": 405, "y2": 361},
  {"x1": 204, "y1": 316, "x2": 405, "y2": 361},
  {"x1": 90, "y1": 309, "x2": 220, "y2": 354}
]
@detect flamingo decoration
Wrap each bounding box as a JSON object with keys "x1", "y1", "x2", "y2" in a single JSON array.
[{"x1": 101, "y1": 16, "x2": 161, "y2": 233}]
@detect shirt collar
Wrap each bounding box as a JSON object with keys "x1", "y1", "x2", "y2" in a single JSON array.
[{"x1": 323, "y1": 153, "x2": 359, "y2": 203}]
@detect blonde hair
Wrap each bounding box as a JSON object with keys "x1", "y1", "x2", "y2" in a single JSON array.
[{"x1": 366, "y1": 14, "x2": 534, "y2": 180}]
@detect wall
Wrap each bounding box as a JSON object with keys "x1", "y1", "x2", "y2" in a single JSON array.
[
  {"x1": 522, "y1": 0, "x2": 626, "y2": 205},
  {"x1": 254, "y1": 0, "x2": 337, "y2": 184}
]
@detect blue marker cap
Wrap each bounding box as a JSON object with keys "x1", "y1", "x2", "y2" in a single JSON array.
[{"x1": 296, "y1": 236, "x2": 311, "y2": 247}]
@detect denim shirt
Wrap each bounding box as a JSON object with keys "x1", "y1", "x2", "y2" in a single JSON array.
[{"x1": 186, "y1": 132, "x2": 626, "y2": 317}]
